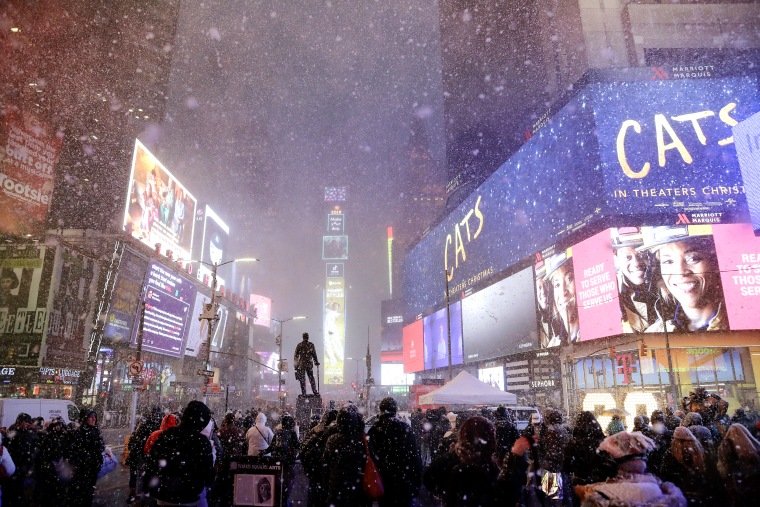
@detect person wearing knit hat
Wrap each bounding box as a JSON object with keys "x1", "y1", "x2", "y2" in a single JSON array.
[
  {"x1": 67, "y1": 406, "x2": 105, "y2": 506},
  {"x1": 575, "y1": 432, "x2": 687, "y2": 506},
  {"x1": 660, "y1": 426, "x2": 719, "y2": 505},
  {"x1": 145, "y1": 400, "x2": 214, "y2": 505}
]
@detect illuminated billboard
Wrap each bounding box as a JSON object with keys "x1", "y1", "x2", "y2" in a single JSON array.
[
  {"x1": 249, "y1": 294, "x2": 272, "y2": 328},
  {"x1": 402, "y1": 319, "x2": 423, "y2": 373},
  {"x1": 196, "y1": 205, "x2": 229, "y2": 289},
  {"x1": 323, "y1": 276, "x2": 346, "y2": 384},
  {"x1": 0, "y1": 108, "x2": 61, "y2": 236},
  {"x1": 322, "y1": 236, "x2": 348, "y2": 260},
  {"x1": 404, "y1": 74, "x2": 760, "y2": 321},
  {"x1": 462, "y1": 267, "x2": 538, "y2": 359},
  {"x1": 103, "y1": 248, "x2": 149, "y2": 344},
  {"x1": 131, "y1": 261, "x2": 196, "y2": 358},
  {"x1": 734, "y1": 111, "x2": 760, "y2": 235},
  {"x1": 324, "y1": 186, "x2": 347, "y2": 202},
  {"x1": 123, "y1": 140, "x2": 198, "y2": 261},
  {"x1": 422, "y1": 301, "x2": 463, "y2": 370},
  {"x1": 478, "y1": 366, "x2": 505, "y2": 391}
]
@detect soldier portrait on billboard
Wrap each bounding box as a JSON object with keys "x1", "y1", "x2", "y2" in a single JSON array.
[
  {"x1": 545, "y1": 252, "x2": 580, "y2": 346},
  {"x1": 534, "y1": 265, "x2": 554, "y2": 348},
  {"x1": 612, "y1": 227, "x2": 660, "y2": 333},
  {"x1": 641, "y1": 226, "x2": 728, "y2": 333}
]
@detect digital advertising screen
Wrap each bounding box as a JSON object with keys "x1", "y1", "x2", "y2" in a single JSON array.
[
  {"x1": 322, "y1": 236, "x2": 348, "y2": 260},
  {"x1": 249, "y1": 294, "x2": 272, "y2": 328},
  {"x1": 103, "y1": 248, "x2": 149, "y2": 344},
  {"x1": 381, "y1": 299, "x2": 403, "y2": 356},
  {"x1": 324, "y1": 186, "x2": 347, "y2": 202},
  {"x1": 131, "y1": 261, "x2": 196, "y2": 358},
  {"x1": 184, "y1": 293, "x2": 207, "y2": 357},
  {"x1": 0, "y1": 107, "x2": 61, "y2": 236},
  {"x1": 123, "y1": 140, "x2": 198, "y2": 261},
  {"x1": 323, "y1": 276, "x2": 346, "y2": 384},
  {"x1": 712, "y1": 222, "x2": 760, "y2": 331},
  {"x1": 462, "y1": 267, "x2": 539, "y2": 360},
  {"x1": 734, "y1": 111, "x2": 760, "y2": 235},
  {"x1": 478, "y1": 366, "x2": 505, "y2": 391},
  {"x1": 381, "y1": 363, "x2": 414, "y2": 386},
  {"x1": 196, "y1": 205, "x2": 229, "y2": 289},
  {"x1": 533, "y1": 247, "x2": 579, "y2": 347},
  {"x1": 328, "y1": 214, "x2": 345, "y2": 234},
  {"x1": 422, "y1": 301, "x2": 463, "y2": 370},
  {"x1": 592, "y1": 75, "x2": 760, "y2": 218},
  {"x1": 402, "y1": 319, "x2": 423, "y2": 373},
  {"x1": 403, "y1": 93, "x2": 602, "y2": 319}
]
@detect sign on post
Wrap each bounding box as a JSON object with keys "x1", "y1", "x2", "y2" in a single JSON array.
[
  {"x1": 197, "y1": 369, "x2": 215, "y2": 378},
  {"x1": 129, "y1": 361, "x2": 143, "y2": 377}
]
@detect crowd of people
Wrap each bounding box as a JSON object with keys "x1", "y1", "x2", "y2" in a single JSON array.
[{"x1": 0, "y1": 408, "x2": 106, "y2": 507}]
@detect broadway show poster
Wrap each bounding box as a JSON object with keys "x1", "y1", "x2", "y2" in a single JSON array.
[
  {"x1": 102, "y1": 248, "x2": 149, "y2": 344},
  {"x1": 713, "y1": 223, "x2": 760, "y2": 330},
  {"x1": 0, "y1": 245, "x2": 54, "y2": 366},
  {"x1": 0, "y1": 106, "x2": 61, "y2": 236},
  {"x1": 43, "y1": 246, "x2": 99, "y2": 368},
  {"x1": 122, "y1": 140, "x2": 197, "y2": 260}
]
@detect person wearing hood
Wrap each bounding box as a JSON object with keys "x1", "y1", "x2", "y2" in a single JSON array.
[
  {"x1": 564, "y1": 411, "x2": 614, "y2": 489},
  {"x1": 575, "y1": 431, "x2": 686, "y2": 507},
  {"x1": 300, "y1": 409, "x2": 338, "y2": 507},
  {"x1": 33, "y1": 417, "x2": 69, "y2": 506},
  {"x1": 493, "y1": 406, "x2": 519, "y2": 463},
  {"x1": 323, "y1": 404, "x2": 370, "y2": 506},
  {"x1": 65, "y1": 408, "x2": 105, "y2": 507},
  {"x1": 5, "y1": 412, "x2": 40, "y2": 506},
  {"x1": 717, "y1": 423, "x2": 760, "y2": 505},
  {"x1": 661, "y1": 426, "x2": 720, "y2": 506},
  {"x1": 199, "y1": 417, "x2": 223, "y2": 507},
  {"x1": 367, "y1": 397, "x2": 423, "y2": 507},
  {"x1": 266, "y1": 413, "x2": 300, "y2": 505},
  {"x1": 144, "y1": 413, "x2": 179, "y2": 454},
  {"x1": 146, "y1": 400, "x2": 214, "y2": 506},
  {"x1": 0, "y1": 432, "x2": 16, "y2": 506},
  {"x1": 245, "y1": 411, "x2": 274, "y2": 457},
  {"x1": 126, "y1": 405, "x2": 163, "y2": 503}
]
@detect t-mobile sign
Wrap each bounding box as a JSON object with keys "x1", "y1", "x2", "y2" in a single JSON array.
[{"x1": 131, "y1": 261, "x2": 196, "y2": 357}]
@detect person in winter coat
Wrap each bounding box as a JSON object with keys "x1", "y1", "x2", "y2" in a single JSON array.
[
  {"x1": 574, "y1": 431, "x2": 686, "y2": 507},
  {"x1": 537, "y1": 408, "x2": 572, "y2": 505},
  {"x1": 717, "y1": 422, "x2": 760, "y2": 505},
  {"x1": 0, "y1": 432, "x2": 16, "y2": 506},
  {"x1": 606, "y1": 414, "x2": 626, "y2": 436},
  {"x1": 33, "y1": 417, "x2": 70, "y2": 506},
  {"x1": 563, "y1": 411, "x2": 614, "y2": 489},
  {"x1": 266, "y1": 413, "x2": 300, "y2": 505},
  {"x1": 245, "y1": 411, "x2": 274, "y2": 456},
  {"x1": 219, "y1": 412, "x2": 246, "y2": 458},
  {"x1": 66, "y1": 408, "x2": 105, "y2": 507},
  {"x1": 499, "y1": 412, "x2": 544, "y2": 506},
  {"x1": 126, "y1": 405, "x2": 163, "y2": 503},
  {"x1": 198, "y1": 417, "x2": 222, "y2": 507},
  {"x1": 367, "y1": 397, "x2": 422, "y2": 507},
  {"x1": 144, "y1": 413, "x2": 179, "y2": 454},
  {"x1": 442, "y1": 415, "x2": 503, "y2": 507},
  {"x1": 300, "y1": 409, "x2": 338, "y2": 507},
  {"x1": 323, "y1": 404, "x2": 369, "y2": 507},
  {"x1": 4, "y1": 412, "x2": 39, "y2": 506},
  {"x1": 660, "y1": 426, "x2": 718, "y2": 506},
  {"x1": 493, "y1": 406, "x2": 519, "y2": 463},
  {"x1": 146, "y1": 400, "x2": 214, "y2": 506}
]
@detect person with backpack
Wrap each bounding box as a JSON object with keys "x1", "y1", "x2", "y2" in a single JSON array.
[
  {"x1": 265, "y1": 413, "x2": 300, "y2": 505},
  {"x1": 245, "y1": 411, "x2": 273, "y2": 457}
]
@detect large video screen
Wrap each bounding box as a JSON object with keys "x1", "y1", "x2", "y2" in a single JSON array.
[
  {"x1": 103, "y1": 248, "x2": 148, "y2": 343},
  {"x1": 593, "y1": 76, "x2": 760, "y2": 218},
  {"x1": 131, "y1": 261, "x2": 196, "y2": 358},
  {"x1": 322, "y1": 236, "x2": 348, "y2": 260},
  {"x1": 423, "y1": 301, "x2": 463, "y2": 370},
  {"x1": 462, "y1": 267, "x2": 538, "y2": 360},
  {"x1": 249, "y1": 294, "x2": 272, "y2": 328},
  {"x1": 196, "y1": 205, "x2": 229, "y2": 289},
  {"x1": 479, "y1": 366, "x2": 505, "y2": 391},
  {"x1": 403, "y1": 93, "x2": 601, "y2": 319},
  {"x1": 402, "y1": 319, "x2": 423, "y2": 373},
  {"x1": 123, "y1": 140, "x2": 198, "y2": 261}
]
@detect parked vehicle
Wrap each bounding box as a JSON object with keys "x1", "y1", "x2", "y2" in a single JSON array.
[{"x1": 0, "y1": 398, "x2": 80, "y2": 429}]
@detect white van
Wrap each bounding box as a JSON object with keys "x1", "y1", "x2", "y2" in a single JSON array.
[
  {"x1": 0, "y1": 399, "x2": 80, "y2": 429},
  {"x1": 506, "y1": 406, "x2": 541, "y2": 431}
]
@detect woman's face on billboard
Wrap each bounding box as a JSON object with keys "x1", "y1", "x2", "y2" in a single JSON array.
[
  {"x1": 536, "y1": 278, "x2": 549, "y2": 310},
  {"x1": 551, "y1": 264, "x2": 575, "y2": 313},
  {"x1": 614, "y1": 246, "x2": 648, "y2": 286},
  {"x1": 658, "y1": 239, "x2": 719, "y2": 310}
]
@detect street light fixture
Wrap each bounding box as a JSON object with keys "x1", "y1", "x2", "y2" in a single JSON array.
[
  {"x1": 272, "y1": 316, "x2": 306, "y2": 411},
  {"x1": 192, "y1": 257, "x2": 260, "y2": 403}
]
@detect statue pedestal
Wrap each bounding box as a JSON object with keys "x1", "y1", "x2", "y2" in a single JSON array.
[{"x1": 296, "y1": 394, "x2": 323, "y2": 433}]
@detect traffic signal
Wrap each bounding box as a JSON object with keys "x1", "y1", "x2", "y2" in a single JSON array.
[
  {"x1": 609, "y1": 347, "x2": 616, "y2": 359},
  {"x1": 640, "y1": 342, "x2": 648, "y2": 357}
]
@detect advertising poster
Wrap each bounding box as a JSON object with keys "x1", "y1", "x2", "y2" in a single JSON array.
[
  {"x1": 122, "y1": 140, "x2": 197, "y2": 260},
  {"x1": 249, "y1": 294, "x2": 272, "y2": 328},
  {"x1": 534, "y1": 248, "x2": 579, "y2": 347},
  {"x1": 462, "y1": 267, "x2": 538, "y2": 359},
  {"x1": 479, "y1": 366, "x2": 505, "y2": 391},
  {"x1": 196, "y1": 205, "x2": 229, "y2": 289},
  {"x1": 592, "y1": 76, "x2": 760, "y2": 216},
  {"x1": 43, "y1": 246, "x2": 99, "y2": 368},
  {"x1": 403, "y1": 319, "x2": 423, "y2": 373},
  {"x1": 734, "y1": 111, "x2": 760, "y2": 235},
  {"x1": 0, "y1": 106, "x2": 61, "y2": 236},
  {"x1": 380, "y1": 299, "x2": 403, "y2": 358},
  {"x1": 712, "y1": 223, "x2": 760, "y2": 330},
  {"x1": 0, "y1": 245, "x2": 54, "y2": 365},
  {"x1": 573, "y1": 230, "x2": 623, "y2": 341},
  {"x1": 229, "y1": 456, "x2": 283, "y2": 507},
  {"x1": 422, "y1": 301, "x2": 463, "y2": 370},
  {"x1": 103, "y1": 248, "x2": 149, "y2": 343},
  {"x1": 323, "y1": 276, "x2": 345, "y2": 384},
  {"x1": 131, "y1": 261, "x2": 196, "y2": 358},
  {"x1": 184, "y1": 293, "x2": 207, "y2": 357},
  {"x1": 322, "y1": 236, "x2": 348, "y2": 260},
  {"x1": 327, "y1": 214, "x2": 344, "y2": 234}
]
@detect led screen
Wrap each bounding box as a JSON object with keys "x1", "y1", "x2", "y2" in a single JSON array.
[
  {"x1": 196, "y1": 205, "x2": 229, "y2": 289},
  {"x1": 713, "y1": 223, "x2": 760, "y2": 330},
  {"x1": 381, "y1": 363, "x2": 414, "y2": 386},
  {"x1": 462, "y1": 267, "x2": 538, "y2": 360},
  {"x1": 322, "y1": 235, "x2": 348, "y2": 260},
  {"x1": 404, "y1": 93, "x2": 601, "y2": 319},
  {"x1": 324, "y1": 186, "x2": 347, "y2": 202},
  {"x1": 478, "y1": 366, "x2": 505, "y2": 391},
  {"x1": 734, "y1": 111, "x2": 760, "y2": 235},
  {"x1": 123, "y1": 140, "x2": 198, "y2": 261},
  {"x1": 249, "y1": 294, "x2": 272, "y2": 328},
  {"x1": 423, "y1": 301, "x2": 463, "y2": 370},
  {"x1": 131, "y1": 261, "x2": 196, "y2": 358},
  {"x1": 184, "y1": 294, "x2": 207, "y2": 357},
  {"x1": 103, "y1": 248, "x2": 148, "y2": 343},
  {"x1": 402, "y1": 319, "x2": 423, "y2": 373}
]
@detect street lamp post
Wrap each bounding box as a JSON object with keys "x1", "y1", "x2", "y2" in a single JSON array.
[
  {"x1": 272, "y1": 316, "x2": 306, "y2": 411},
  {"x1": 194, "y1": 257, "x2": 259, "y2": 404}
]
